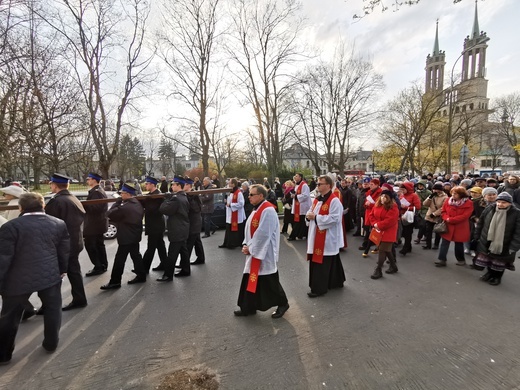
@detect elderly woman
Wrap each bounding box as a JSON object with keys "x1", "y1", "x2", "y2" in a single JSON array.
[
  {"x1": 434, "y1": 186, "x2": 474, "y2": 267},
  {"x1": 482, "y1": 187, "x2": 498, "y2": 206},
  {"x1": 422, "y1": 183, "x2": 448, "y2": 250},
  {"x1": 474, "y1": 192, "x2": 520, "y2": 285},
  {"x1": 0, "y1": 185, "x2": 25, "y2": 222}
]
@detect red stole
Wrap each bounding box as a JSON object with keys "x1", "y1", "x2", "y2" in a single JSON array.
[
  {"x1": 230, "y1": 189, "x2": 240, "y2": 231},
  {"x1": 294, "y1": 181, "x2": 305, "y2": 222},
  {"x1": 246, "y1": 201, "x2": 274, "y2": 293},
  {"x1": 310, "y1": 193, "x2": 336, "y2": 264}
]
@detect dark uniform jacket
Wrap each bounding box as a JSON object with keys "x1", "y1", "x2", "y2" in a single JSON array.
[
  {"x1": 83, "y1": 185, "x2": 108, "y2": 236},
  {"x1": 200, "y1": 184, "x2": 215, "y2": 214},
  {"x1": 474, "y1": 204, "x2": 520, "y2": 263},
  {"x1": 107, "y1": 197, "x2": 144, "y2": 245},
  {"x1": 143, "y1": 189, "x2": 165, "y2": 235},
  {"x1": 45, "y1": 189, "x2": 86, "y2": 255},
  {"x1": 160, "y1": 191, "x2": 189, "y2": 242},
  {"x1": 187, "y1": 190, "x2": 202, "y2": 235},
  {"x1": 0, "y1": 213, "x2": 69, "y2": 296}
]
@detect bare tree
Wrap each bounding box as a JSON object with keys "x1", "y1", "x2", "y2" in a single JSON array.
[
  {"x1": 491, "y1": 93, "x2": 520, "y2": 168},
  {"x1": 156, "y1": 0, "x2": 224, "y2": 177},
  {"x1": 228, "y1": 0, "x2": 304, "y2": 180}
]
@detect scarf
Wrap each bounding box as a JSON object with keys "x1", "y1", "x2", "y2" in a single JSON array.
[
  {"x1": 230, "y1": 187, "x2": 240, "y2": 231},
  {"x1": 487, "y1": 205, "x2": 510, "y2": 254},
  {"x1": 310, "y1": 191, "x2": 335, "y2": 264},
  {"x1": 448, "y1": 197, "x2": 469, "y2": 207}
]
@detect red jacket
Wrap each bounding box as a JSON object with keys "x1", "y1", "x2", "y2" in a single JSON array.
[
  {"x1": 370, "y1": 203, "x2": 399, "y2": 242},
  {"x1": 364, "y1": 187, "x2": 382, "y2": 226},
  {"x1": 441, "y1": 198, "x2": 474, "y2": 242},
  {"x1": 399, "y1": 182, "x2": 421, "y2": 215}
]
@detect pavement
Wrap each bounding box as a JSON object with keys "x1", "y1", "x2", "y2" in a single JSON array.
[{"x1": 2, "y1": 229, "x2": 520, "y2": 389}]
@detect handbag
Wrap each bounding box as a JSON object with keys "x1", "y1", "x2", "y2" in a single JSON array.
[
  {"x1": 433, "y1": 220, "x2": 448, "y2": 234},
  {"x1": 369, "y1": 228, "x2": 383, "y2": 246},
  {"x1": 401, "y1": 207, "x2": 415, "y2": 226}
]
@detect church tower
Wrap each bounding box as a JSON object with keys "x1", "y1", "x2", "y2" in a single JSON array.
[
  {"x1": 425, "y1": 20, "x2": 445, "y2": 94},
  {"x1": 459, "y1": 0, "x2": 490, "y2": 112}
]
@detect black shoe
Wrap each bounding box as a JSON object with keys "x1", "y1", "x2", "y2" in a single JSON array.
[
  {"x1": 0, "y1": 358, "x2": 11, "y2": 366},
  {"x1": 62, "y1": 301, "x2": 87, "y2": 311},
  {"x1": 174, "y1": 271, "x2": 190, "y2": 277},
  {"x1": 413, "y1": 239, "x2": 421, "y2": 244},
  {"x1": 201, "y1": 235, "x2": 210, "y2": 238},
  {"x1": 128, "y1": 276, "x2": 146, "y2": 284},
  {"x1": 36, "y1": 307, "x2": 45, "y2": 315},
  {"x1": 352, "y1": 233, "x2": 361, "y2": 237},
  {"x1": 100, "y1": 283, "x2": 121, "y2": 290},
  {"x1": 156, "y1": 275, "x2": 173, "y2": 282},
  {"x1": 287, "y1": 237, "x2": 296, "y2": 241},
  {"x1": 488, "y1": 278, "x2": 501, "y2": 286},
  {"x1": 218, "y1": 244, "x2": 227, "y2": 248},
  {"x1": 191, "y1": 259, "x2": 205, "y2": 265},
  {"x1": 307, "y1": 292, "x2": 323, "y2": 298},
  {"x1": 385, "y1": 266, "x2": 398, "y2": 274},
  {"x1": 85, "y1": 268, "x2": 106, "y2": 277},
  {"x1": 211, "y1": 229, "x2": 216, "y2": 235},
  {"x1": 22, "y1": 308, "x2": 38, "y2": 321},
  {"x1": 234, "y1": 309, "x2": 256, "y2": 317},
  {"x1": 42, "y1": 342, "x2": 57, "y2": 353},
  {"x1": 152, "y1": 265, "x2": 164, "y2": 271},
  {"x1": 422, "y1": 246, "x2": 431, "y2": 250},
  {"x1": 480, "y1": 272, "x2": 492, "y2": 282},
  {"x1": 434, "y1": 261, "x2": 447, "y2": 267},
  {"x1": 358, "y1": 246, "x2": 366, "y2": 250},
  {"x1": 371, "y1": 267, "x2": 383, "y2": 279},
  {"x1": 271, "y1": 303, "x2": 290, "y2": 319},
  {"x1": 432, "y1": 245, "x2": 439, "y2": 250}
]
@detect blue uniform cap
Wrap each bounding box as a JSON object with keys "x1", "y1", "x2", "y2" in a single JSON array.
[
  {"x1": 50, "y1": 173, "x2": 71, "y2": 184},
  {"x1": 172, "y1": 175, "x2": 185, "y2": 185},
  {"x1": 87, "y1": 172, "x2": 103, "y2": 182},
  {"x1": 145, "y1": 176, "x2": 158, "y2": 185},
  {"x1": 121, "y1": 183, "x2": 137, "y2": 195},
  {"x1": 363, "y1": 177, "x2": 371, "y2": 183},
  {"x1": 183, "y1": 177, "x2": 194, "y2": 185}
]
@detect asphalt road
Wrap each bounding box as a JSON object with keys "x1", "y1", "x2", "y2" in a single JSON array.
[{"x1": 2, "y1": 228, "x2": 520, "y2": 389}]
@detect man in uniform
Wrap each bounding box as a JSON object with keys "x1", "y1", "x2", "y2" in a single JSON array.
[
  {"x1": 100, "y1": 184, "x2": 146, "y2": 289},
  {"x1": 158, "y1": 176, "x2": 190, "y2": 282},
  {"x1": 288, "y1": 173, "x2": 311, "y2": 241},
  {"x1": 83, "y1": 172, "x2": 109, "y2": 276},
  {"x1": 141, "y1": 176, "x2": 168, "y2": 273},
  {"x1": 45, "y1": 173, "x2": 88, "y2": 311},
  {"x1": 234, "y1": 184, "x2": 290, "y2": 318},
  {"x1": 305, "y1": 175, "x2": 346, "y2": 298},
  {"x1": 0, "y1": 193, "x2": 69, "y2": 363},
  {"x1": 180, "y1": 177, "x2": 205, "y2": 270}
]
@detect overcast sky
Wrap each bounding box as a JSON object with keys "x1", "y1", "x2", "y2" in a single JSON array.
[{"x1": 304, "y1": 0, "x2": 518, "y2": 101}]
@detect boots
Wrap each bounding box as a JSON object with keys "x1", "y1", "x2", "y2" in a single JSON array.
[
  {"x1": 385, "y1": 254, "x2": 398, "y2": 274},
  {"x1": 488, "y1": 270, "x2": 504, "y2": 286},
  {"x1": 371, "y1": 266, "x2": 383, "y2": 279}
]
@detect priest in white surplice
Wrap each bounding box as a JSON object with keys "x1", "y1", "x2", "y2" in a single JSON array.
[
  {"x1": 234, "y1": 184, "x2": 290, "y2": 318},
  {"x1": 306, "y1": 175, "x2": 346, "y2": 298}
]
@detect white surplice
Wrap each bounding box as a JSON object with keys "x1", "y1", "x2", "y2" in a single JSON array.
[
  {"x1": 291, "y1": 181, "x2": 312, "y2": 216},
  {"x1": 225, "y1": 190, "x2": 246, "y2": 224},
  {"x1": 306, "y1": 195, "x2": 344, "y2": 256}
]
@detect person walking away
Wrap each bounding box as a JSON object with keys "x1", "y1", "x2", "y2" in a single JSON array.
[
  {"x1": 219, "y1": 178, "x2": 246, "y2": 249},
  {"x1": 234, "y1": 184, "x2": 290, "y2": 318}
]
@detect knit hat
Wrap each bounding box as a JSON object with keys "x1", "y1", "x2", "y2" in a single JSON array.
[
  {"x1": 381, "y1": 189, "x2": 393, "y2": 197},
  {"x1": 371, "y1": 178, "x2": 380, "y2": 186},
  {"x1": 496, "y1": 192, "x2": 513, "y2": 203},
  {"x1": 460, "y1": 179, "x2": 472, "y2": 187},
  {"x1": 432, "y1": 183, "x2": 443, "y2": 191},
  {"x1": 381, "y1": 183, "x2": 394, "y2": 192},
  {"x1": 482, "y1": 187, "x2": 498, "y2": 196}
]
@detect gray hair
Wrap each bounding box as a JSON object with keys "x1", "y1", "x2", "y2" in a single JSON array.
[{"x1": 250, "y1": 184, "x2": 267, "y2": 198}]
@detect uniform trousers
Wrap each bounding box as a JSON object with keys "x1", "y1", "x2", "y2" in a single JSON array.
[
  {"x1": 109, "y1": 243, "x2": 145, "y2": 284},
  {"x1": 67, "y1": 251, "x2": 87, "y2": 304},
  {"x1": 180, "y1": 233, "x2": 205, "y2": 271},
  {"x1": 164, "y1": 241, "x2": 186, "y2": 278},
  {"x1": 0, "y1": 281, "x2": 62, "y2": 359},
  {"x1": 84, "y1": 234, "x2": 108, "y2": 270},
  {"x1": 142, "y1": 233, "x2": 168, "y2": 272}
]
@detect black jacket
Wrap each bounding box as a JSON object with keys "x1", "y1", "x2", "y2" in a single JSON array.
[
  {"x1": 83, "y1": 185, "x2": 108, "y2": 236},
  {"x1": 107, "y1": 197, "x2": 144, "y2": 245},
  {"x1": 474, "y1": 204, "x2": 520, "y2": 262},
  {"x1": 160, "y1": 191, "x2": 190, "y2": 242},
  {"x1": 0, "y1": 213, "x2": 69, "y2": 296},
  {"x1": 200, "y1": 184, "x2": 215, "y2": 214},
  {"x1": 45, "y1": 189, "x2": 85, "y2": 255},
  {"x1": 143, "y1": 189, "x2": 165, "y2": 235},
  {"x1": 187, "y1": 190, "x2": 202, "y2": 234}
]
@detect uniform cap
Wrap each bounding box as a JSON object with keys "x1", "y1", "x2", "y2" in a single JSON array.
[
  {"x1": 50, "y1": 173, "x2": 71, "y2": 184},
  {"x1": 172, "y1": 175, "x2": 185, "y2": 185},
  {"x1": 87, "y1": 172, "x2": 103, "y2": 182},
  {"x1": 183, "y1": 177, "x2": 194, "y2": 185},
  {"x1": 121, "y1": 183, "x2": 137, "y2": 195},
  {"x1": 145, "y1": 176, "x2": 158, "y2": 185}
]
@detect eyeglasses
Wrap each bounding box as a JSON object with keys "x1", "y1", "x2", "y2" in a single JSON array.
[
  {"x1": 316, "y1": 183, "x2": 328, "y2": 187},
  {"x1": 248, "y1": 193, "x2": 259, "y2": 197}
]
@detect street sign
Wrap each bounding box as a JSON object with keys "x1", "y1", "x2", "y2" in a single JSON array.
[{"x1": 459, "y1": 144, "x2": 470, "y2": 165}]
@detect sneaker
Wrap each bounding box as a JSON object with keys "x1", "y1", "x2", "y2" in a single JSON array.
[{"x1": 464, "y1": 249, "x2": 470, "y2": 255}]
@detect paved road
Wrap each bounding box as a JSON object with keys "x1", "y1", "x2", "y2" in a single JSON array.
[{"x1": 2, "y1": 228, "x2": 520, "y2": 389}]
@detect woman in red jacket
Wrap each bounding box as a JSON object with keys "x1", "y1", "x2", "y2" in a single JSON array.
[
  {"x1": 398, "y1": 181, "x2": 422, "y2": 256},
  {"x1": 370, "y1": 189, "x2": 400, "y2": 279},
  {"x1": 435, "y1": 186, "x2": 474, "y2": 267}
]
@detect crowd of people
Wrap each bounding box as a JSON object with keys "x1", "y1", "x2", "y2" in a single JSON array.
[{"x1": 2, "y1": 169, "x2": 520, "y2": 365}]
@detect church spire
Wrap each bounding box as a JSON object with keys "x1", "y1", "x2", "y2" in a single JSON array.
[
  {"x1": 471, "y1": 0, "x2": 480, "y2": 39},
  {"x1": 433, "y1": 19, "x2": 440, "y2": 56}
]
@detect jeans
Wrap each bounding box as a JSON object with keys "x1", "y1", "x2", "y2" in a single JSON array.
[
  {"x1": 201, "y1": 213, "x2": 212, "y2": 236},
  {"x1": 437, "y1": 238, "x2": 465, "y2": 262}
]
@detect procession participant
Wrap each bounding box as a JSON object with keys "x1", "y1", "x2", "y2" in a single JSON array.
[
  {"x1": 219, "y1": 178, "x2": 246, "y2": 249},
  {"x1": 45, "y1": 173, "x2": 87, "y2": 311},
  {"x1": 158, "y1": 176, "x2": 190, "y2": 282},
  {"x1": 361, "y1": 178, "x2": 382, "y2": 256},
  {"x1": 179, "y1": 177, "x2": 205, "y2": 271},
  {"x1": 288, "y1": 173, "x2": 312, "y2": 241},
  {"x1": 0, "y1": 185, "x2": 24, "y2": 221},
  {"x1": 100, "y1": 184, "x2": 146, "y2": 289},
  {"x1": 141, "y1": 177, "x2": 168, "y2": 273},
  {"x1": 234, "y1": 185, "x2": 289, "y2": 318},
  {"x1": 0, "y1": 192, "x2": 69, "y2": 363},
  {"x1": 83, "y1": 172, "x2": 109, "y2": 276},
  {"x1": 305, "y1": 175, "x2": 346, "y2": 297},
  {"x1": 200, "y1": 177, "x2": 215, "y2": 238}
]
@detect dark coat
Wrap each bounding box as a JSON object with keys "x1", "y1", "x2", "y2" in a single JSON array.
[
  {"x1": 242, "y1": 188, "x2": 254, "y2": 217},
  {"x1": 187, "y1": 190, "x2": 202, "y2": 234},
  {"x1": 107, "y1": 197, "x2": 144, "y2": 245},
  {"x1": 142, "y1": 189, "x2": 165, "y2": 235},
  {"x1": 45, "y1": 189, "x2": 85, "y2": 255},
  {"x1": 83, "y1": 185, "x2": 108, "y2": 236},
  {"x1": 160, "y1": 180, "x2": 169, "y2": 194},
  {"x1": 474, "y1": 204, "x2": 520, "y2": 263},
  {"x1": 160, "y1": 191, "x2": 190, "y2": 242},
  {"x1": 200, "y1": 184, "x2": 215, "y2": 214},
  {"x1": 0, "y1": 213, "x2": 69, "y2": 296},
  {"x1": 356, "y1": 187, "x2": 368, "y2": 222},
  {"x1": 266, "y1": 189, "x2": 278, "y2": 209}
]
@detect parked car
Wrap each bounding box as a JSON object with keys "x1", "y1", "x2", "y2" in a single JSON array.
[{"x1": 210, "y1": 192, "x2": 227, "y2": 228}]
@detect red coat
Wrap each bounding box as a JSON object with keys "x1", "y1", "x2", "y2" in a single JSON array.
[
  {"x1": 364, "y1": 187, "x2": 382, "y2": 226},
  {"x1": 441, "y1": 198, "x2": 474, "y2": 242},
  {"x1": 370, "y1": 203, "x2": 399, "y2": 242},
  {"x1": 399, "y1": 182, "x2": 421, "y2": 215}
]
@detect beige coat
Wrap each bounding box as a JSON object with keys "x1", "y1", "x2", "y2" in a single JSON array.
[{"x1": 423, "y1": 192, "x2": 448, "y2": 223}]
